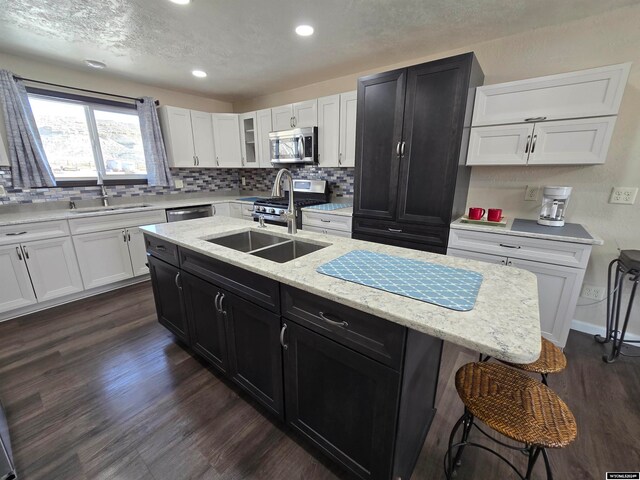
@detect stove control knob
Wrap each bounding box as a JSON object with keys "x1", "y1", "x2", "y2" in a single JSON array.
[
  {"x1": 277, "y1": 209, "x2": 285, "y2": 215},
  {"x1": 268, "y1": 208, "x2": 276, "y2": 214},
  {"x1": 257, "y1": 206, "x2": 265, "y2": 212}
]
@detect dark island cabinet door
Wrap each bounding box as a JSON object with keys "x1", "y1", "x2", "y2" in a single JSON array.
[
  {"x1": 181, "y1": 272, "x2": 228, "y2": 374},
  {"x1": 223, "y1": 291, "x2": 284, "y2": 418},
  {"x1": 396, "y1": 54, "x2": 472, "y2": 227},
  {"x1": 353, "y1": 68, "x2": 406, "y2": 221},
  {"x1": 147, "y1": 255, "x2": 189, "y2": 343},
  {"x1": 283, "y1": 321, "x2": 400, "y2": 480}
]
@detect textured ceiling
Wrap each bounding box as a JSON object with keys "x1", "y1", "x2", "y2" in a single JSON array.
[{"x1": 0, "y1": 0, "x2": 637, "y2": 102}]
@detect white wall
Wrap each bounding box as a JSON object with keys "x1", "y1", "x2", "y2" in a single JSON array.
[
  {"x1": 235, "y1": 4, "x2": 640, "y2": 336},
  {"x1": 0, "y1": 51, "x2": 233, "y2": 166}
]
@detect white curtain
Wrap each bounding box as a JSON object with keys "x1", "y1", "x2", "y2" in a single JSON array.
[
  {"x1": 0, "y1": 69, "x2": 56, "y2": 188},
  {"x1": 137, "y1": 96, "x2": 173, "y2": 187}
]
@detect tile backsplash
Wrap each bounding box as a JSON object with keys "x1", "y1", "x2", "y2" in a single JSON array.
[{"x1": 0, "y1": 166, "x2": 354, "y2": 205}]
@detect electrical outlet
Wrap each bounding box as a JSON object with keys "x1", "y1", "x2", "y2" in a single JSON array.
[
  {"x1": 609, "y1": 187, "x2": 638, "y2": 205},
  {"x1": 581, "y1": 284, "x2": 606, "y2": 301},
  {"x1": 174, "y1": 179, "x2": 184, "y2": 189},
  {"x1": 0, "y1": 185, "x2": 5, "y2": 196},
  {"x1": 524, "y1": 185, "x2": 539, "y2": 201},
  {"x1": 241, "y1": 176, "x2": 246, "y2": 186}
]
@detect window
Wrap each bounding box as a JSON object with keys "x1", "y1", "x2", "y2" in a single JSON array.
[{"x1": 28, "y1": 91, "x2": 147, "y2": 184}]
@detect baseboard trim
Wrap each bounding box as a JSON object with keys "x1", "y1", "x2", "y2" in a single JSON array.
[{"x1": 571, "y1": 319, "x2": 640, "y2": 343}]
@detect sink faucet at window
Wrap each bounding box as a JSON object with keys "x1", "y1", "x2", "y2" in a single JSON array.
[
  {"x1": 271, "y1": 168, "x2": 296, "y2": 234},
  {"x1": 100, "y1": 185, "x2": 109, "y2": 207}
]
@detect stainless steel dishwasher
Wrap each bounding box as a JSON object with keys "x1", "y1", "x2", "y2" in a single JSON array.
[{"x1": 165, "y1": 205, "x2": 214, "y2": 223}]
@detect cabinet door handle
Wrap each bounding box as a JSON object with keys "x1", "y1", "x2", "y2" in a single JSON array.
[
  {"x1": 530, "y1": 134, "x2": 538, "y2": 153},
  {"x1": 396, "y1": 141, "x2": 401, "y2": 157},
  {"x1": 524, "y1": 116, "x2": 547, "y2": 122},
  {"x1": 174, "y1": 272, "x2": 182, "y2": 290},
  {"x1": 320, "y1": 218, "x2": 331, "y2": 223},
  {"x1": 400, "y1": 141, "x2": 405, "y2": 157},
  {"x1": 23, "y1": 246, "x2": 29, "y2": 259},
  {"x1": 319, "y1": 311, "x2": 348, "y2": 328},
  {"x1": 524, "y1": 135, "x2": 531, "y2": 154},
  {"x1": 214, "y1": 292, "x2": 221, "y2": 312},
  {"x1": 6, "y1": 231, "x2": 27, "y2": 236},
  {"x1": 219, "y1": 293, "x2": 226, "y2": 315},
  {"x1": 127, "y1": 230, "x2": 131, "y2": 242},
  {"x1": 216, "y1": 156, "x2": 219, "y2": 166},
  {"x1": 15, "y1": 246, "x2": 22, "y2": 261},
  {"x1": 507, "y1": 260, "x2": 513, "y2": 266},
  {"x1": 280, "y1": 323, "x2": 288, "y2": 350},
  {"x1": 122, "y1": 230, "x2": 127, "y2": 243},
  {"x1": 499, "y1": 243, "x2": 521, "y2": 249},
  {"x1": 193, "y1": 155, "x2": 196, "y2": 166},
  {"x1": 388, "y1": 228, "x2": 402, "y2": 233},
  {"x1": 212, "y1": 205, "x2": 216, "y2": 216},
  {"x1": 500, "y1": 259, "x2": 506, "y2": 265}
]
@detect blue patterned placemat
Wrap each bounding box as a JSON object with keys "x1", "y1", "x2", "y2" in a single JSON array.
[
  {"x1": 317, "y1": 250, "x2": 483, "y2": 311},
  {"x1": 236, "y1": 196, "x2": 264, "y2": 202},
  {"x1": 306, "y1": 203, "x2": 353, "y2": 211}
]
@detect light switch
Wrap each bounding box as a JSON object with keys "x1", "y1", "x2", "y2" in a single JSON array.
[
  {"x1": 0, "y1": 185, "x2": 6, "y2": 196},
  {"x1": 174, "y1": 179, "x2": 184, "y2": 189}
]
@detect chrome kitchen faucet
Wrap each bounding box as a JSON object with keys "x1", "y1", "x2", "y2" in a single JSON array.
[{"x1": 271, "y1": 168, "x2": 297, "y2": 234}]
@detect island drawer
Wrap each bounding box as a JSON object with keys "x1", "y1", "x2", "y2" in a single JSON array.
[
  {"x1": 302, "y1": 211, "x2": 352, "y2": 232},
  {"x1": 352, "y1": 217, "x2": 448, "y2": 249},
  {"x1": 281, "y1": 285, "x2": 406, "y2": 369},
  {"x1": 144, "y1": 234, "x2": 180, "y2": 267},
  {"x1": 180, "y1": 247, "x2": 280, "y2": 313}
]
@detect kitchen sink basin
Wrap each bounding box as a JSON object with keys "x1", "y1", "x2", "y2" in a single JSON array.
[
  {"x1": 250, "y1": 239, "x2": 327, "y2": 263},
  {"x1": 206, "y1": 230, "x2": 289, "y2": 252}
]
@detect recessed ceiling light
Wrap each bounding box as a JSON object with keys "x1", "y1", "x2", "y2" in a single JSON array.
[
  {"x1": 84, "y1": 59, "x2": 106, "y2": 69},
  {"x1": 169, "y1": 0, "x2": 191, "y2": 4},
  {"x1": 295, "y1": 25, "x2": 314, "y2": 37},
  {"x1": 191, "y1": 70, "x2": 207, "y2": 78}
]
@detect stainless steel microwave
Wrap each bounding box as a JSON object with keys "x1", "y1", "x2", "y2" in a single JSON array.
[{"x1": 269, "y1": 127, "x2": 318, "y2": 164}]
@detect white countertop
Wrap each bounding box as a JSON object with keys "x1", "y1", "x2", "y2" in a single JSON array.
[
  {"x1": 141, "y1": 217, "x2": 541, "y2": 363},
  {"x1": 451, "y1": 216, "x2": 603, "y2": 245},
  {"x1": 0, "y1": 194, "x2": 267, "y2": 227}
]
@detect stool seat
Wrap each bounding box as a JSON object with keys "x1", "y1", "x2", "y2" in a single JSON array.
[
  {"x1": 503, "y1": 337, "x2": 567, "y2": 375},
  {"x1": 620, "y1": 249, "x2": 640, "y2": 272},
  {"x1": 455, "y1": 362, "x2": 577, "y2": 448}
]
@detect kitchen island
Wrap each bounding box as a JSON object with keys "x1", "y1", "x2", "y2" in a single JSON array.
[{"x1": 141, "y1": 217, "x2": 540, "y2": 480}]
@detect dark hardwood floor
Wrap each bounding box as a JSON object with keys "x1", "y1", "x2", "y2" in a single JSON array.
[{"x1": 0, "y1": 282, "x2": 638, "y2": 479}]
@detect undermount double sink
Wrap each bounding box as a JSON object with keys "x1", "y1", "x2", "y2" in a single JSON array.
[{"x1": 206, "y1": 230, "x2": 329, "y2": 263}]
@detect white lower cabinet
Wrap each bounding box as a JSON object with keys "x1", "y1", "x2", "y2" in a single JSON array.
[
  {"x1": 74, "y1": 229, "x2": 134, "y2": 288},
  {"x1": 127, "y1": 227, "x2": 150, "y2": 277},
  {"x1": 213, "y1": 202, "x2": 231, "y2": 217},
  {"x1": 22, "y1": 237, "x2": 84, "y2": 301},
  {"x1": 0, "y1": 244, "x2": 37, "y2": 313},
  {"x1": 447, "y1": 233, "x2": 589, "y2": 348},
  {"x1": 229, "y1": 202, "x2": 243, "y2": 219}
]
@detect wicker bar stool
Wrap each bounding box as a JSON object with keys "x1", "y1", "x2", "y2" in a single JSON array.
[
  {"x1": 445, "y1": 362, "x2": 576, "y2": 480},
  {"x1": 480, "y1": 337, "x2": 567, "y2": 386}
]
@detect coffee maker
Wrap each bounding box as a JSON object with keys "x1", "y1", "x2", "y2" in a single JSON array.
[{"x1": 538, "y1": 186, "x2": 572, "y2": 227}]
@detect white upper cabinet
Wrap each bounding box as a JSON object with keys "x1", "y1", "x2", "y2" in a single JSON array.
[
  {"x1": 472, "y1": 63, "x2": 631, "y2": 126},
  {"x1": 339, "y1": 91, "x2": 358, "y2": 167},
  {"x1": 272, "y1": 105, "x2": 294, "y2": 131},
  {"x1": 190, "y1": 110, "x2": 217, "y2": 167},
  {"x1": 271, "y1": 100, "x2": 318, "y2": 130},
  {"x1": 22, "y1": 236, "x2": 84, "y2": 301},
  {"x1": 292, "y1": 99, "x2": 317, "y2": 128},
  {"x1": 239, "y1": 112, "x2": 259, "y2": 168},
  {"x1": 158, "y1": 106, "x2": 195, "y2": 167},
  {"x1": 467, "y1": 124, "x2": 535, "y2": 166},
  {"x1": 317, "y1": 95, "x2": 341, "y2": 167},
  {"x1": 527, "y1": 117, "x2": 617, "y2": 165},
  {"x1": 212, "y1": 114, "x2": 243, "y2": 167},
  {"x1": 256, "y1": 108, "x2": 273, "y2": 168}
]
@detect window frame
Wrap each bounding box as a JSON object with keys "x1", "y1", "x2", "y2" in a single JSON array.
[{"x1": 27, "y1": 87, "x2": 148, "y2": 186}]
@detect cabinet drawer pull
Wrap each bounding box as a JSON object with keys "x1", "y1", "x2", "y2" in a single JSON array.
[
  {"x1": 214, "y1": 292, "x2": 221, "y2": 312},
  {"x1": 6, "y1": 231, "x2": 27, "y2": 236},
  {"x1": 15, "y1": 246, "x2": 22, "y2": 261},
  {"x1": 388, "y1": 228, "x2": 402, "y2": 233},
  {"x1": 320, "y1": 218, "x2": 331, "y2": 223},
  {"x1": 174, "y1": 272, "x2": 182, "y2": 290},
  {"x1": 319, "y1": 312, "x2": 348, "y2": 328},
  {"x1": 155, "y1": 245, "x2": 166, "y2": 251},
  {"x1": 499, "y1": 243, "x2": 521, "y2": 249},
  {"x1": 280, "y1": 323, "x2": 288, "y2": 350},
  {"x1": 524, "y1": 116, "x2": 547, "y2": 122}
]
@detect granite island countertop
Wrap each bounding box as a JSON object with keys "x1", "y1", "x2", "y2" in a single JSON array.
[
  {"x1": 141, "y1": 216, "x2": 541, "y2": 363},
  {"x1": 451, "y1": 216, "x2": 603, "y2": 245}
]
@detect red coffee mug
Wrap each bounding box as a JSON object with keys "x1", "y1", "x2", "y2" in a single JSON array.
[
  {"x1": 488, "y1": 208, "x2": 503, "y2": 222},
  {"x1": 468, "y1": 207, "x2": 485, "y2": 220}
]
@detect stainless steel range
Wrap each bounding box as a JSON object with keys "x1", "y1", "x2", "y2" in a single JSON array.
[{"x1": 252, "y1": 179, "x2": 329, "y2": 229}]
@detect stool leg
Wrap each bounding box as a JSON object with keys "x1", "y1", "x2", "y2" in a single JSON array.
[
  {"x1": 524, "y1": 446, "x2": 542, "y2": 480},
  {"x1": 445, "y1": 409, "x2": 474, "y2": 478},
  {"x1": 445, "y1": 413, "x2": 466, "y2": 479},
  {"x1": 604, "y1": 266, "x2": 626, "y2": 363},
  {"x1": 541, "y1": 447, "x2": 554, "y2": 480},
  {"x1": 615, "y1": 278, "x2": 639, "y2": 358},
  {"x1": 596, "y1": 259, "x2": 619, "y2": 344}
]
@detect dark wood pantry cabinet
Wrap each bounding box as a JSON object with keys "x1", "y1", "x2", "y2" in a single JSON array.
[
  {"x1": 353, "y1": 52, "x2": 484, "y2": 254},
  {"x1": 145, "y1": 235, "x2": 444, "y2": 480}
]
